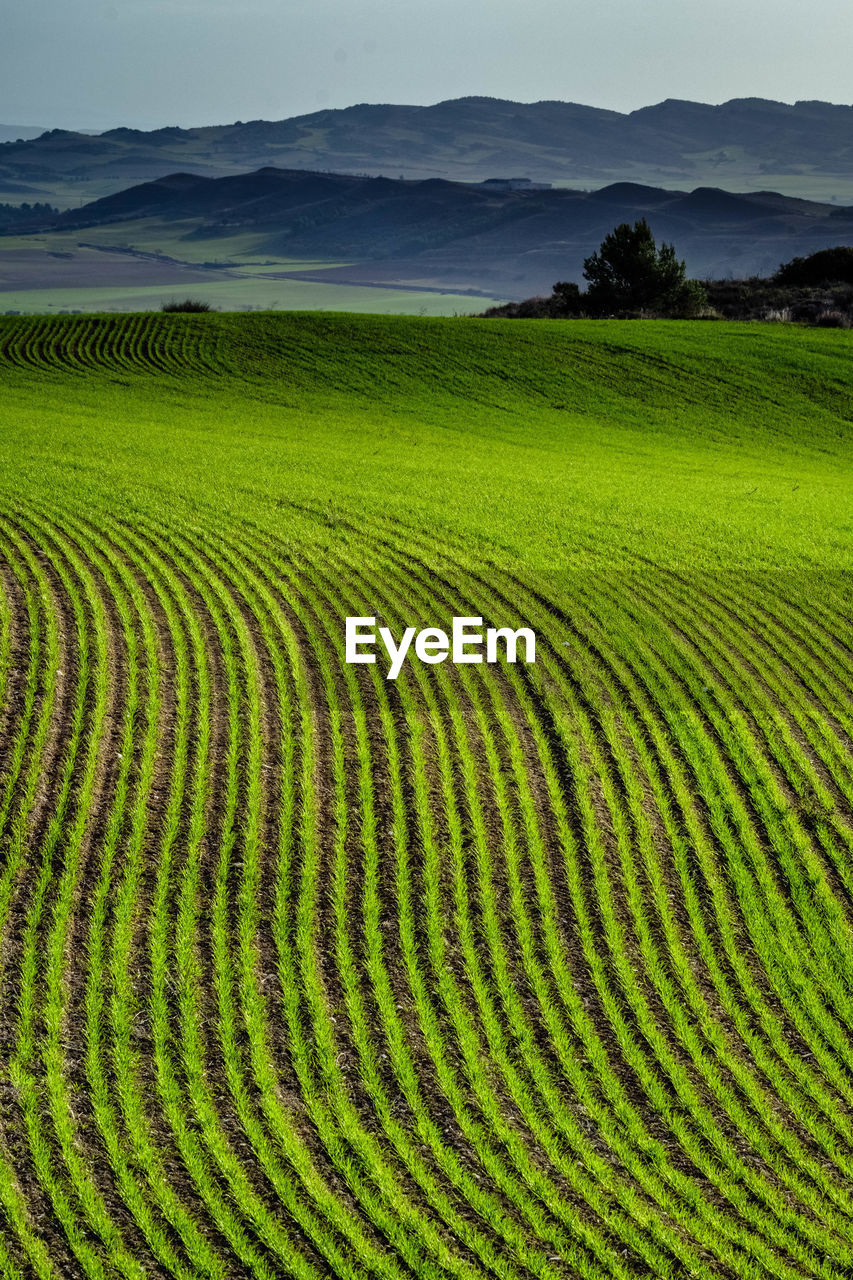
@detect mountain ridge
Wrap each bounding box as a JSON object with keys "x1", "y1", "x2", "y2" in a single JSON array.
[
  {"x1": 4, "y1": 95, "x2": 853, "y2": 207},
  {"x1": 17, "y1": 164, "x2": 853, "y2": 298}
]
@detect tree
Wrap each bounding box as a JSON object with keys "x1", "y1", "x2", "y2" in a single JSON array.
[
  {"x1": 581, "y1": 219, "x2": 706, "y2": 316},
  {"x1": 549, "y1": 280, "x2": 582, "y2": 316},
  {"x1": 774, "y1": 246, "x2": 853, "y2": 287}
]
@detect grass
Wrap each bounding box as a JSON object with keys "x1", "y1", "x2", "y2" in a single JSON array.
[
  {"x1": 0, "y1": 310, "x2": 850, "y2": 1279},
  {"x1": 0, "y1": 312, "x2": 849, "y2": 569}
]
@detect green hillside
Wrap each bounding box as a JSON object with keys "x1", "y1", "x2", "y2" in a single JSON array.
[
  {"x1": 0, "y1": 312, "x2": 851, "y2": 1279},
  {"x1": 2, "y1": 312, "x2": 851, "y2": 568}
]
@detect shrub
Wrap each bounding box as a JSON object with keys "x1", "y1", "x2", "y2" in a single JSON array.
[
  {"x1": 814, "y1": 309, "x2": 850, "y2": 328},
  {"x1": 764, "y1": 307, "x2": 793, "y2": 323},
  {"x1": 160, "y1": 298, "x2": 214, "y2": 313},
  {"x1": 775, "y1": 247, "x2": 853, "y2": 287},
  {"x1": 480, "y1": 297, "x2": 555, "y2": 318}
]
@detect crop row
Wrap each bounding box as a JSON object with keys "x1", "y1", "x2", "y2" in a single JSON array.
[
  {"x1": 0, "y1": 314, "x2": 225, "y2": 377},
  {"x1": 0, "y1": 495, "x2": 850, "y2": 1278}
]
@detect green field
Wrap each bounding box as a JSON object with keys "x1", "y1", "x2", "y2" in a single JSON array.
[
  {"x1": 0, "y1": 278, "x2": 494, "y2": 316},
  {"x1": 0, "y1": 311, "x2": 851, "y2": 1279},
  {"x1": 0, "y1": 226, "x2": 503, "y2": 315}
]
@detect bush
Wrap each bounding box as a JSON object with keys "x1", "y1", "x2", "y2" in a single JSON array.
[
  {"x1": 480, "y1": 296, "x2": 555, "y2": 318},
  {"x1": 775, "y1": 247, "x2": 853, "y2": 287},
  {"x1": 160, "y1": 298, "x2": 214, "y2": 313},
  {"x1": 664, "y1": 277, "x2": 709, "y2": 319},
  {"x1": 813, "y1": 309, "x2": 850, "y2": 328}
]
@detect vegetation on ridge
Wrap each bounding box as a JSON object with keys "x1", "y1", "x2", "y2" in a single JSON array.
[{"x1": 485, "y1": 239, "x2": 853, "y2": 325}]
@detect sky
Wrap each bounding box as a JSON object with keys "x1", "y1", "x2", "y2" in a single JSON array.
[{"x1": 2, "y1": 0, "x2": 852, "y2": 131}]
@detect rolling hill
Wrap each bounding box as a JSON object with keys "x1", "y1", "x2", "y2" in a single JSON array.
[{"x1": 7, "y1": 166, "x2": 853, "y2": 303}]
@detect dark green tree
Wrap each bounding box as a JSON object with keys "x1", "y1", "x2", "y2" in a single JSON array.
[
  {"x1": 549, "y1": 280, "x2": 582, "y2": 316},
  {"x1": 774, "y1": 246, "x2": 853, "y2": 286},
  {"x1": 581, "y1": 219, "x2": 706, "y2": 316}
]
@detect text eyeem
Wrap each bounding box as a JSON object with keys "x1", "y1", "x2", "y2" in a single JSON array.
[{"x1": 346, "y1": 616, "x2": 536, "y2": 680}]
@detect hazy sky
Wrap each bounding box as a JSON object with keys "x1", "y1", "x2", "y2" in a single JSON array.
[{"x1": 3, "y1": 0, "x2": 852, "y2": 131}]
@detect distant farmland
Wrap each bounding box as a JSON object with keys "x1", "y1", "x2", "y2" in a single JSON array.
[
  {"x1": 0, "y1": 312, "x2": 851, "y2": 1279},
  {"x1": 7, "y1": 165, "x2": 853, "y2": 307},
  {"x1": 0, "y1": 242, "x2": 500, "y2": 316}
]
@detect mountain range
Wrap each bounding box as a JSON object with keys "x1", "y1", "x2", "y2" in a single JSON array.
[
  {"x1": 4, "y1": 96, "x2": 853, "y2": 208},
  {"x1": 30, "y1": 167, "x2": 853, "y2": 298}
]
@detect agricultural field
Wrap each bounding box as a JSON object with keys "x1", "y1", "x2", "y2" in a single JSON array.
[
  {"x1": 0, "y1": 279, "x2": 492, "y2": 317},
  {"x1": 0, "y1": 227, "x2": 501, "y2": 316},
  {"x1": 0, "y1": 311, "x2": 851, "y2": 1279}
]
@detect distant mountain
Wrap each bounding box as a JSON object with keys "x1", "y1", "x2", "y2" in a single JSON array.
[
  {"x1": 37, "y1": 166, "x2": 853, "y2": 296},
  {"x1": 4, "y1": 97, "x2": 853, "y2": 208}
]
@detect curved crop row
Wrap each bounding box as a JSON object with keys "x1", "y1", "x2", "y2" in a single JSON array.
[
  {"x1": 0, "y1": 490, "x2": 850, "y2": 1280},
  {"x1": 0, "y1": 314, "x2": 224, "y2": 378}
]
